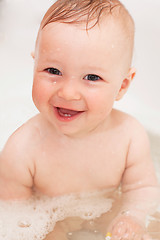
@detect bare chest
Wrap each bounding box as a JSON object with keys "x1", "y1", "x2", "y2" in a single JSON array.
[{"x1": 33, "y1": 138, "x2": 127, "y2": 197}]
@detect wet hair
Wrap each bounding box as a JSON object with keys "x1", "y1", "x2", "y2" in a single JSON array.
[
  {"x1": 40, "y1": 0, "x2": 134, "y2": 31},
  {"x1": 36, "y1": 0, "x2": 135, "y2": 68}
]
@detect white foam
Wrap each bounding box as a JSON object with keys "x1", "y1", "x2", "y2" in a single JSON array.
[{"x1": 0, "y1": 190, "x2": 113, "y2": 240}]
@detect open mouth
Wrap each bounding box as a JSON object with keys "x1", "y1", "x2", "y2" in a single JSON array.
[{"x1": 54, "y1": 107, "x2": 84, "y2": 121}]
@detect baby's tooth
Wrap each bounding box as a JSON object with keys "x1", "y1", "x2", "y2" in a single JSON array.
[{"x1": 64, "y1": 114, "x2": 71, "y2": 117}]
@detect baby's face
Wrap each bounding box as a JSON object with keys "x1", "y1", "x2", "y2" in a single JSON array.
[{"x1": 32, "y1": 17, "x2": 133, "y2": 137}]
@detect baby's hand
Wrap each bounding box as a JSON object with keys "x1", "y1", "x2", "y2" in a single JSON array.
[{"x1": 107, "y1": 215, "x2": 151, "y2": 240}]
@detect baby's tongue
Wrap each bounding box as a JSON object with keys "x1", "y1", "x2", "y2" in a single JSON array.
[{"x1": 58, "y1": 108, "x2": 79, "y2": 117}]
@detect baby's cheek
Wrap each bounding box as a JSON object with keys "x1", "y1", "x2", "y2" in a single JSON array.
[
  {"x1": 33, "y1": 78, "x2": 50, "y2": 100},
  {"x1": 89, "y1": 94, "x2": 114, "y2": 115},
  {"x1": 32, "y1": 84, "x2": 47, "y2": 110},
  {"x1": 32, "y1": 83, "x2": 41, "y2": 107}
]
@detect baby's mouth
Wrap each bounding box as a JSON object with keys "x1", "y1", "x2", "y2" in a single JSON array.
[
  {"x1": 55, "y1": 107, "x2": 84, "y2": 120},
  {"x1": 57, "y1": 107, "x2": 80, "y2": 117}
]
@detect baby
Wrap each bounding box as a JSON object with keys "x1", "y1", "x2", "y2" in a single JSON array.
[{"x1": 0, "y1": 0, "x2": 159, "y2": 239}]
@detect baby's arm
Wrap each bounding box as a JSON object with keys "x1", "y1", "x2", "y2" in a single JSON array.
[
  {"x1": 0, "y1": 126, "x2": 34, "y2": 200},
  {"x1": 108, "y1": 120, "x2": 159, "y2": 239}
]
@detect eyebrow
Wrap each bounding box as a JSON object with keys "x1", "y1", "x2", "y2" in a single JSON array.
[
  {"x1": 40, "y1": 57, "x2": 62, "y2": 65},
  {"x1": 86, "y1": 65, "x2": 108, "y2": 74}
]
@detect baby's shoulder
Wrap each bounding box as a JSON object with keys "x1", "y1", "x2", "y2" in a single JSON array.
[
  {"x1": 3, "y1": 114, "x2": 46, "y2": 151},
  {"x1": 112, "y1": 109, "x2": 147, "y2": 137}
]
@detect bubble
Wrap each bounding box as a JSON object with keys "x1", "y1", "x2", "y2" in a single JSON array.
[
  {"x1": 0, "y1": 190, "x2": 112, "y2": 240},
  {"x1": 18, "y1": 220, "x2": 31, "y2": 228},
  {"x1": 89, "y1": 220, "x2": 95, "y2": 226},
  {"x1": 84, "y1": 212, "x2": 93, "y2": 217}
]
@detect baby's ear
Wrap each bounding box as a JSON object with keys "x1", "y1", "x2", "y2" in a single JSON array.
[
  {"x1": 116, "y1": 67, "x2": 136, "y2": 101},
  {"x1": 31, "y1": 51, "x2": 35, "y2": 59}
]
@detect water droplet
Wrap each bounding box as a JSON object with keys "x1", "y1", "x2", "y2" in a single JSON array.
[{"x1": 89, "y1": 220, "x2": 94, "y2": 225}]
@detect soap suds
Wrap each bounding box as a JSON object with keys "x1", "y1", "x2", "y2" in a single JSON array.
[{"x1": 0, "y1": 190, "x2": 113, "y2": 240}]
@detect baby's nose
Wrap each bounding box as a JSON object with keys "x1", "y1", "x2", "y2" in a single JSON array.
[{"x1": 57, "y1": 79, "x2": 81, "y2": 101}]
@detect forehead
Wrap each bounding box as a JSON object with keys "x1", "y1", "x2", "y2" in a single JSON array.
[
  {"x1": 35, "y1": 17, "x2": 132, "y2": 74},
  {"x1": 38, "y1": 17, "x2": 126, "y2": 53}
]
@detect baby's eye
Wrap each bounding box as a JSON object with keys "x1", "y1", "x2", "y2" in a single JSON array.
[
  {"x1": 84, "y1": 74, "x2": 101, "y2": 81},
  {"x1": 45, "y1": 68, "x2": 62, "y2": 76}
]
